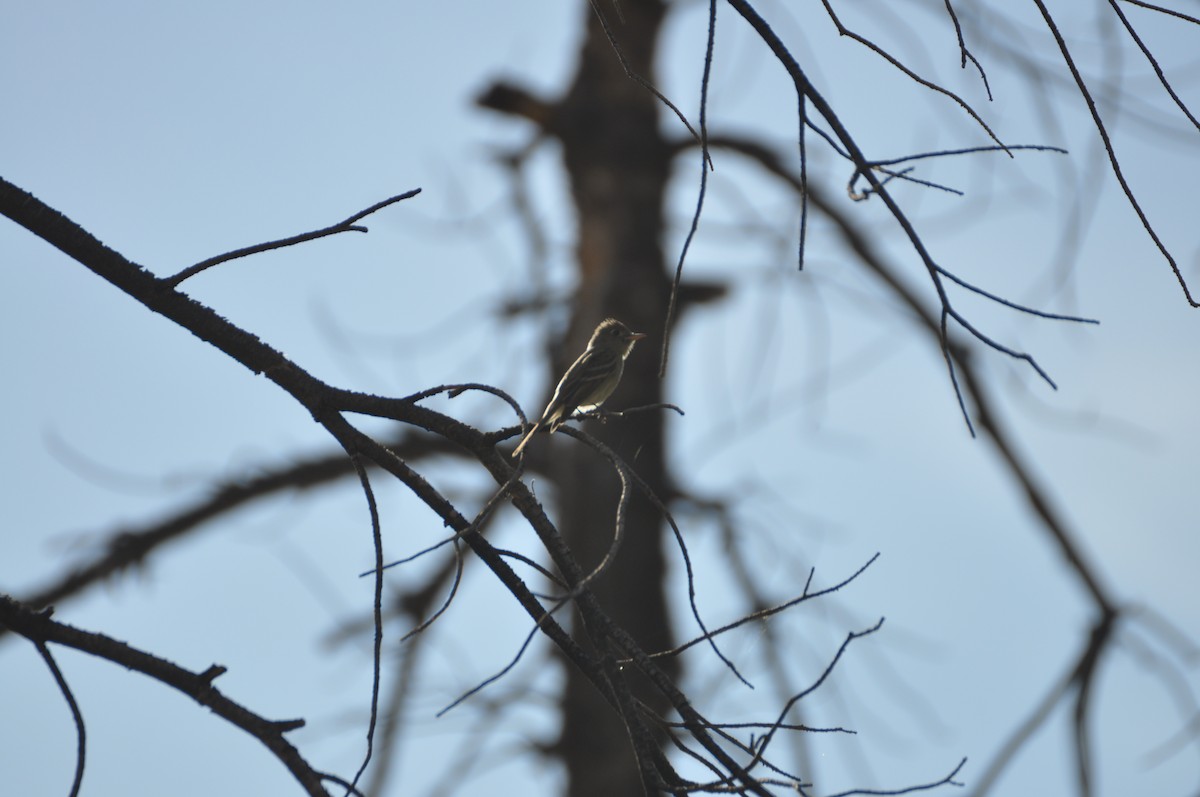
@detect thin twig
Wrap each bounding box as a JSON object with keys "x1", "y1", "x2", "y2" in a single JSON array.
[
  {"x1": 943, "y1": 0, "x2": 993, "y2": 99},
  {"x1": 1107, "y1": 0, "x2": 1200, "y2": 132},
  {"x1": 821, "y1": 757, "x2": 967, "y2": 797},
  {"x1": 436, "y1": 602, "x2": 563, "y2": 717},
  {"x1": 870, "y1": 143, "x2": 1067, "y2": 167},
  {"x1": 566, "y1": 424, "x2": 754, "y2": 688},
  {"x1": 163, "y1": 189, "x2": 421, "y2": 287},
  {"x1": 797, "y1": 92, "x2": 811, "y2": 270},
  {"x1": 742, "y1": 620, "x2": 885, "y2": 776},
  {"x1": 1118, "y1": 0, "x2": 1200, "y2": 26},
  {"x1": 936, "y1": 266, "x2": 1099, "y2": 324},
  {"x1": 660, "y1": 0, "x2": 719, "y2": 379},
  {"x1": 640, "y1": 554, "x2": 879, "y2": 662},
  {"x1": 586, "y1": 0, "x2": 707, "y2": 153},
  {"x1": 397, "y1": 542, "x2": 464, "y2": 645},
  {"x1": 1030, "y1": 0, "x2": 1198, "y2": 306},
  {"x1": 364, "y1": 470, "x2": 521, "y2": 576},
  {"x1": 818, "y1": 0, "x2": 1010, "y2": 154},
  {"x1": 34, "y1": 640, "x2": 86, "y2": 797},
  {"x1": 344, "y1": 454, "x2": 384, "y2": 797}
]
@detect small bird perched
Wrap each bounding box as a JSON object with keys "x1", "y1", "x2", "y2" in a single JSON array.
[{"x1": 512, "y1": 318, "x2": 647, "y2": 456}]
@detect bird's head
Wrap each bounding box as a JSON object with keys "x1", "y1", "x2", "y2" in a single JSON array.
[{"x1": 590, "y1": 318, "x2": 647, "y2": 356}]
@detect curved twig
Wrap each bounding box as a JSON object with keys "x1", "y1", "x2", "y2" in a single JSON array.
[
  {"x1": 660, "y1": 0, "x2": 719, "y2": 378},
  {"x1": 435, "y1": 614, "x2": 550, "y2": 718},
  {"x1": 397, "y1": 542, "x2": 465, "y2": 645},
  {"x1": 565, "y1": 424, "x2": 754, "y2": 688},
  {"x1": 33, "y1": 639, "x2": 86, "y2": 797},
  {"x1": 343, "y1": 454, "x2": 384, "y2": 796}
]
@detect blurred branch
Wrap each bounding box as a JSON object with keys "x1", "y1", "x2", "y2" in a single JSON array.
[
  {"x1": 22, "y1": 453, "x2": 356, "y2": 609},
  {"x1": 12, "y1": 430, "x2": 462, "y2": 615}
]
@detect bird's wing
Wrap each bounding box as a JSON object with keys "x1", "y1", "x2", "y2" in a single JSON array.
[{"x1": 544, "y1": 347, "x2": 621, "y2": 428}]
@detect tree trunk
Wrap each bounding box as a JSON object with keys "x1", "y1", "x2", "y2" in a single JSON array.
[{"x1": 552, "y1": 2, "x2": 677, "y2": 795}]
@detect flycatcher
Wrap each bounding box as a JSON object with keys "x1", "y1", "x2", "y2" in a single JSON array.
[{"x1": 512, "y1": 318, "x2": 647, "y2": 456}]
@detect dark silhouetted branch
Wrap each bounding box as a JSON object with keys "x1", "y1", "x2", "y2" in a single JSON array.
[
  {"x1": 163, "y1": 190, "x2": 421, "y2": 287},
  {"x1": 0, "y1": 595, "x2": 330, "y2": 797}
]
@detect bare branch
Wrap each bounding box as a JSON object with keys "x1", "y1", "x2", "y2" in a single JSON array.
[
  {"x1": 163, "y1": 189, "x2": 421, "y2": 287},
  {"x1": 0, "y1": 595, "x2": 331, "y2": 797}
]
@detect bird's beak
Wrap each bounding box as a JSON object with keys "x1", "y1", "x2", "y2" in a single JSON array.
[{"x1": 626, "y1": 331, "x2": 647, "y2": 341}]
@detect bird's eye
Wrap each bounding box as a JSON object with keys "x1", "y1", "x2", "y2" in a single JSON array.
[{"x1": 610, "y1": 327, "x2": 621, "y2": 336}]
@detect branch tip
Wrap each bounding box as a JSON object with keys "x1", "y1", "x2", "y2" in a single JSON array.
[{"x1": 199, "y1": 664, "x2": 227, "y2": 683}]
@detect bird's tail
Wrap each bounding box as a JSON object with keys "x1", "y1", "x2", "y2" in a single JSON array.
[{"x1": 511, "y1": 420, "x2": 542, "y2": 457}]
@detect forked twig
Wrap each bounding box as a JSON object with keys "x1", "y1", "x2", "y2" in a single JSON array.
[{"x1": 818, "y1": 0, "x2": 1009, "y2": 154}]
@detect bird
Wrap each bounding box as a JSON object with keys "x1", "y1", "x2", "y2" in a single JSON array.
[{"x1": 512, "y1": 318, "x2": 647, "y2": 456}]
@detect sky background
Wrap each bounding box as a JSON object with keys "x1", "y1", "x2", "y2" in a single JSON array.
[{"x1": 3, "y1": 1, "x2": 1200, "y2": 795}]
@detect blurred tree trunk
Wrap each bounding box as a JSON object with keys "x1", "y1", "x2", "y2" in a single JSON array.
[{"x1": 548, "y1": 2, "x2": 677, "y2": 795}]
